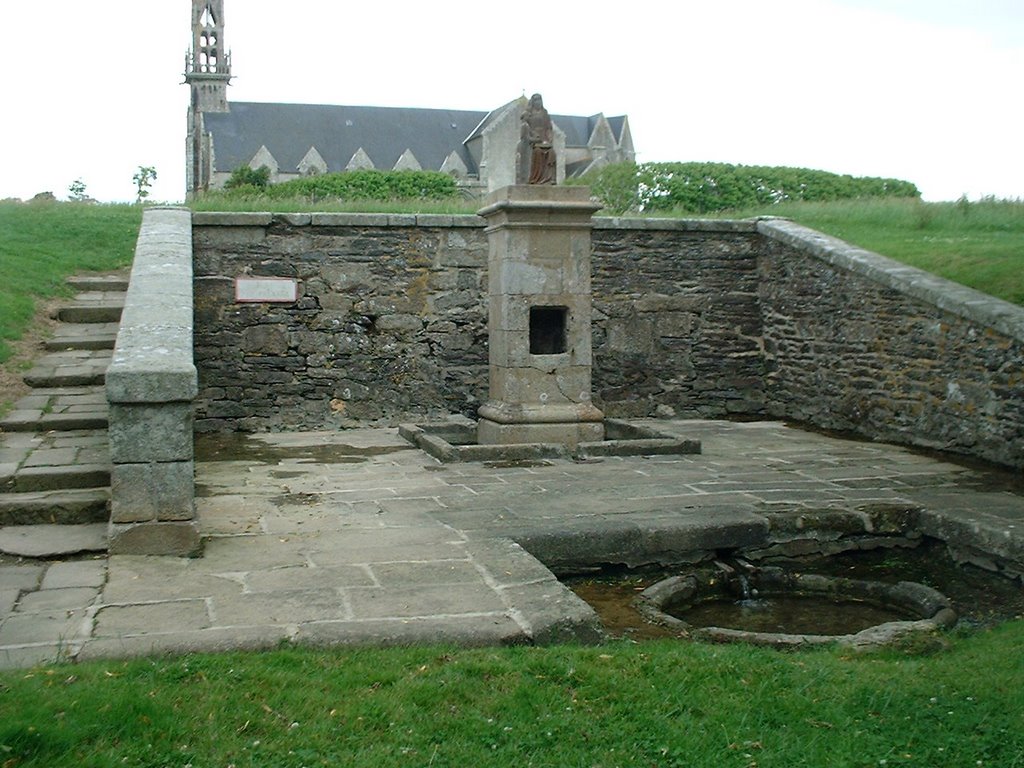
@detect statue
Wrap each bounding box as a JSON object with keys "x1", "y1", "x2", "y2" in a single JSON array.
[{"x1": 517, "y1": 93, "x2": 556, "y2": 185}]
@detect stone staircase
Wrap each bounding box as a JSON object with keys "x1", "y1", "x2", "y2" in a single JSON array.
[{"x1": 0, "y1": 275, "x2": 126, "y2": 558}]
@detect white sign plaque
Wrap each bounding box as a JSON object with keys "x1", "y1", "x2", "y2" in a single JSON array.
[{"x1": 235, "y1": 277, "x2": 298, "y2": 304}]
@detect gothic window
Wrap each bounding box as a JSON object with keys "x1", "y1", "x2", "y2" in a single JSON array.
[{"x1": 200, "y1": 4, "x2": 217, "y2": 28}]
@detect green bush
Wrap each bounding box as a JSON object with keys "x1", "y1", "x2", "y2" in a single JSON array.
[
  {"x1": 217, "y1": 169, "x2": 459, "y2": 202},
  {"x1": 574, "y1": 162, "x2": 920, "y2": 214},
  {"x1": 224, "y1": 165, "x2": 271, "y2": 189}
]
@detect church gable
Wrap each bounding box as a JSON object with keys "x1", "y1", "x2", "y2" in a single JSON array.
[
  {"x1": 298, "y1": 146, "x2": 328, "y2": 176},
  {"x1": 249, "y1": 145, "x2": 279, "y2": 175},
  {"x1": 392, "y1": 149, "x2": 422, "y2": 172},
  {"x1": 346, "y1": 148, "x2": 375, "y2": 172}
]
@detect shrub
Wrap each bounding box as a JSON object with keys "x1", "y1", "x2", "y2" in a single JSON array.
[
  {"x1": 218, "y1": 169, "x2": 459, "y2": 202},
  {"x1": 225, "y1": 165, "x2": 271, "y2": 189},
  {"x1": 573, "y1": 162, "x2": 921, "y2": 214}
]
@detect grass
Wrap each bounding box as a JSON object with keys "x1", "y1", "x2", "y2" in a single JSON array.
[
  {"x1": 0, "y1": 202, "x2": 141, "y2": 364},
  {"x1": 711, "y1": 197, "x2": 1024, "y2": 306},
  {"x1": 1, "y1": 623, "x2": 1022, "y2": 767}
]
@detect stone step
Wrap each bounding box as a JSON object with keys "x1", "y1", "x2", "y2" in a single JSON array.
[
  {"x1": 22, "y1": 349, "x2": 112, "y2": 389},
  {"x1": 12, "y1": 465, "x2": 111, "y2": 493},
  {"x1": 0, "y1": 522, "x2": 108, "y2": 557},
  {"x1": 0, "y1": 387, "x2": 109, "y2": 433},
  {"x1": 57, "y1": 293, "x2": 125, "y2": 324},
  {"x1": 66, "y1": 274, "x2": 130, "y2": 293},
  {"x1": 45, "y1": 322, "x2": 119, "y2": 351},
  {"x1": 0, "y1": 489, "x2": 109, "y2": 527}
]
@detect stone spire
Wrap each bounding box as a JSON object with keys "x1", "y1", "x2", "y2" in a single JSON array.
[{"x1": 185, "y1": 0, "x2": 232, "y2": 113}]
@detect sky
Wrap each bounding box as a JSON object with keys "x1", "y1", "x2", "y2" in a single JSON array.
[{"x1": 1, "y1": 0, "x2": 1021, "y2": 204}]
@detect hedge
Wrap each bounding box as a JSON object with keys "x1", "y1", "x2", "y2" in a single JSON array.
[
  {"x1": 573, "y1": 162, "x2": 920, "y2": 214},
  {"x1": 220, "y1": 169, "x2": 460, "y2": 201}
]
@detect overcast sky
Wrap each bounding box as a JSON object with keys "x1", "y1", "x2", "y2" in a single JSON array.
[{"x1": 2, "y1": 0, "x2": 1021, "y2": 203}]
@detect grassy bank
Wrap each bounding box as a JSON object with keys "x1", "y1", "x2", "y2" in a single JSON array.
[
  {"x1": 2, "y1": 623, "x2": 1022, "y2": 767},
  {"x1": 718, "y1": 197, "x2": 1024, "y2": 306},
  {"x1": 0, "y1": 202, "x2": 141, "y2": 364}
]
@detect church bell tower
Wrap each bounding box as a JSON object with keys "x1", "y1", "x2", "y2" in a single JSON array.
[
  {"x1": 185, "y1": 0, "x2": 232, "y2": 196},
  {"x1": 186, "y1": 0, "x2": 232, "y2": 112}
]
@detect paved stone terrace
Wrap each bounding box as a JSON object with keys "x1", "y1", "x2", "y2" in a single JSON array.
[{"x1": 2, "y1": 419, "x2": 1023, "y2": 668}]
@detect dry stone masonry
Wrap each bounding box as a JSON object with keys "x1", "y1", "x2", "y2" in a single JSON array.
[{"x1": 187, "y1": 211, "x2": 1023, "y2": 470}]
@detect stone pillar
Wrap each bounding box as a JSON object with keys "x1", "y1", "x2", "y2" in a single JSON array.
[{"x1": 477, "y1": 185, "x2": 605, "y2": 447}]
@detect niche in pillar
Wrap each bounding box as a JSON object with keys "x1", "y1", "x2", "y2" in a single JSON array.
[{"x1": 530, "y1": 306, "x2": 568, "y2": 355}]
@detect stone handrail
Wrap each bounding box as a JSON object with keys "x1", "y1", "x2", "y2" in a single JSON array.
[{"x1": 106, "y1": 207, "x2": 200, "y2": 556}]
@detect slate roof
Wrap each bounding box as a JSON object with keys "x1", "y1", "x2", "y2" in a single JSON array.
[
  {"x1": 204, "y1": 102, "x2": 488, "y2": 175},
  {"x1": 204, "y1": 101, "x2": 630, "y2": 176}
]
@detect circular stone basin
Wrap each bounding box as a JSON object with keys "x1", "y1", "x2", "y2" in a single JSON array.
[{"x1": 635, "y1": 566, "x2": 957, "y2": 649}]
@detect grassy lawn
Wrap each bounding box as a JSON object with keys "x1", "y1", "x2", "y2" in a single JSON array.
[
  {"x1": 1, "y1": 623, "x2": 1022, "y2": 767},
  {"x1": 717, "y1": 198, "x2": 1024, "y2": 306},
  {"x1": 0, "y1": 202, "x2": 141, "y2": 364}
]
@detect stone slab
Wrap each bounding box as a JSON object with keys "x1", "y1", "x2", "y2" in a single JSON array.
[
  {"x1": 75, "y1": 625, "x2": 289, "y2": 663},
  {"x1": 345, "y1": 582, "x2": 508, "y2": 621},
  {"x1": 107, "y1": 521, "x2": 201, "y2": 557},
  {"x1": 0, "y1": 590, "x2": 18, "y2": 615},
  {"x1": 110, "y1": 461, "x2": 195, "y2": 523},
  {"x1": 17, "y1": 587, "x2": 99, "y2": 612},
  {"x1": 0, "y1": 488, "x2": 110, "y2": 526},
  {"x1": 94, "y1": 600, "x2": 211, "y2": 637},
  {"x1": 293, "y1": 614, "x2": 526, "y2": 649},
  {"x1": 211, "y1": 589, "x2": 351, "y2": 626},
  {"x1": 0, "y1": 565, "x2": 44, "y2": 592},
  {"x1": 0, "y1": 523, "x2": 108, "y2": 558},
  {"x1": 108, "y1": 403, "x2": 194, "y2": 463},
  {"x1": 13, "y1": 464, "x2": 111, "y2": 493},
  {"x1": 40, "y1": 560, "x2": 107, "y2": 590},
  {"x1": 66, "y1": 274, "x2": 130, "y2": 291},
  {"x1": 0, "y1": 609, "x2": 89, "y2": 645},
  {"x1": 46, "y1": 322, "x2": 120, "y2": 351},
  {"x1": 0, "y1": 644, "x2": 77, "y2": 669}
]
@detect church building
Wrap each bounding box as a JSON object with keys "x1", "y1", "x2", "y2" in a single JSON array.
[{"x1": 184, "y1": 1, "x2": 635, "y2": 198}]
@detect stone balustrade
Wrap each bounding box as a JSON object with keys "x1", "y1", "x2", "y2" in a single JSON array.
[{"x1": 106, "y1": 208, "x2": 200, "y2": 556}]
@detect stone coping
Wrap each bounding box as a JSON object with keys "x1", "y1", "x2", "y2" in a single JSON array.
[
  {"x1": 759, "y1": 218, "x2": 1024, "y2": 342},
  {"x1": 636, "y1": 566, "x2": 958, "y2": 649},
  {"x1": 191, "y1": 210, "x2": 1023, "y2": 344},
  {"x1": 106, "y1": 208, "x2": 198, "y2": 404},
  {"x1": 190, "y1": 210, "x2": 759, "y2": 233}
]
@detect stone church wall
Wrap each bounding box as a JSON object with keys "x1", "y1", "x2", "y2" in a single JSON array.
[{"x1": 191, "y1": 214, "x2": 766, "y2": 433}]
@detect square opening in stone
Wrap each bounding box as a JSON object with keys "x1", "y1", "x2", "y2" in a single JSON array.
[{"x1": 529, "y1": 306, "x2": 568, "y2": 355}]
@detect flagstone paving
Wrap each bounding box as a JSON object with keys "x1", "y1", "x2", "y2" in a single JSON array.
[{"x1": 2, "y1": 419, "x2": 1022, "y2": 668}]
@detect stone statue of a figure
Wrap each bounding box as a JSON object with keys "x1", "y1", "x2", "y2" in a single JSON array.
[{"x1": 517, "y1": 93, "x2": 556, "y2": 185}]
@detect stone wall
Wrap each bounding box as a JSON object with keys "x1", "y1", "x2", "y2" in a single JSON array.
[
  {"x1": 191, "y1": 212, "x2": 1024, "y2": 469},
  {"x1": 591, "y1": 220, "x2": 765, "y2": 418},
  {"x1": 758, "y1": 219, "x2": 1024, "y2": 468},
  {"x1": 107, "y1": 208, "x2": 200, "y2": 556},
  {"x1": 192, "y1": 214, "x2": 766, "y2": 432}
]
